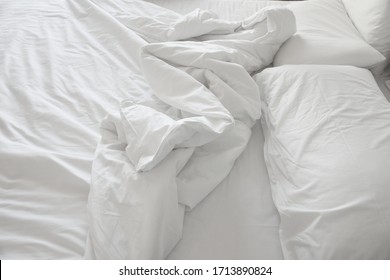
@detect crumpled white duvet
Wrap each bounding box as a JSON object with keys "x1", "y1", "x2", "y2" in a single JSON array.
[{"x1": 86, "y1": 0, "x2": 295, "y2": 259}]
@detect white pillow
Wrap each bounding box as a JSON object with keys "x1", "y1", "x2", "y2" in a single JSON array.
[
  {"x1": 273, "y1": 0, "x2": 385, "y2": 69},
  {"x1": 256, "y1": 64, "x2": 390, "y2": 259},
  {"x1": 342, "y1": 0, "x2": 390, "y2": 61}
]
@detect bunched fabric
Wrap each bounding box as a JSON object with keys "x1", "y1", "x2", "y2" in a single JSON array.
[{"x1": 86, "y1": 0, "x2": 295, "y2": 259}]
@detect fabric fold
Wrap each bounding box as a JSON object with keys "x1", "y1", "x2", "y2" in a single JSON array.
[{"x1": 87, "y1": 0, "x2": 295, "y2": 259}]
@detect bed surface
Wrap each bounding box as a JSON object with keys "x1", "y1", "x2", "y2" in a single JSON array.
[
  {"x1": 1, "y1": 0, "x2": 389, "y2": 260},
  {"x1": 0, "y1": 0, "x2": 286, "y2": 259}
]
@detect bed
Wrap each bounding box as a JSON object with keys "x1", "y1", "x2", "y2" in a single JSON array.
[{"x1": 1, "y1": 0, "x2": 390, "y2": 260}]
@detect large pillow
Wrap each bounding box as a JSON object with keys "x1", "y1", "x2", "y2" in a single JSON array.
[
  {"x1": 273, "y1": 0, "x2": 385, "y2": 69},
  {"x1": 342, "y1": 0, "x2": 390, "y2": 62},
  {"x1": 255, "y1": 65, "x2": 390, "y2": 259}
]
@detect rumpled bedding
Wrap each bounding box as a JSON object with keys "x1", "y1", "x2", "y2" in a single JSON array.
[{"x1": 86, "y1": 0, "x2": 295, "y2": 259}]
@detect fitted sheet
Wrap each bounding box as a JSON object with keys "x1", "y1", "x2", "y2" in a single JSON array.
[
  {"x1": 0, "y1": 0, "x2": 284, "y2": 259},
  {"x1": 167, "y1": 121, "x2": 283, "y2": 259}
]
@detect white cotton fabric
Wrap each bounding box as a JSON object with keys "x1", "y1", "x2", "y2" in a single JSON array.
[
  {"x1": 256, "y1": 65, "x2": 390, "y2": 259},
  {"x1": 166, "y1": 120, "x2": 283, "y2": 260},
  {"x1": 86, "y1": 0, "x2": 295, "y2": 259},
  {"x1": 0, "y1": 0, "x2": 287, "y2": 260},
  {"x1": 273, "y1": 0, "x2": 386, "y2": 69},
  {"x1": 342, "y1": 0, "x2": 390, "y2": 62}
]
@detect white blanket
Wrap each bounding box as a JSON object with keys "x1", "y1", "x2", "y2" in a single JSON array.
[{"x1": 86, "y1": 0, "x2": 295, "y2": 259}]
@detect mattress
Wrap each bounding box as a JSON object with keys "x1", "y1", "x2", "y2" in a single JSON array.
[{"x1": 0, "y1": 0, "x2": 287, "y2": 259}]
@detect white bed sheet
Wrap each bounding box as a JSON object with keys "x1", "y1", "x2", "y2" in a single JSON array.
[
  {"x1": 0, "y1": 0, "x2": 284, "y2": 259},
  {"x1": 167, "y1": 121, "x2": 283, "y2": 259}
]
